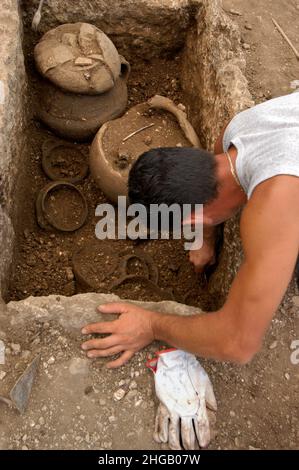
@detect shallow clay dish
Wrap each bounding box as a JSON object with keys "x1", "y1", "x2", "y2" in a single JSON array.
[
  {"x1": 42, "y1": 138, "x2": 89, "y2": 183},
  {"x1": 35, "y1": 181, "x2": 88, "y2": 232}
]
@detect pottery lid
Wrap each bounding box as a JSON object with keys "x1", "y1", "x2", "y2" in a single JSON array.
[{"x1": 34, "y1": 22, "x2": 127, "y2": 95}]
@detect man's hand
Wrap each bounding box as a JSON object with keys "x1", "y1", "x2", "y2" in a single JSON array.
[
  {"x1": 189, "y1": 243, "x2": 215, "y2": 273},
  {"x1": 81, "y1": 303, "x2": 157, "y2": 368}
]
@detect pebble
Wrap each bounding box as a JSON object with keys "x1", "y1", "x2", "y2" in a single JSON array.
[
  {"x1": 47, "y1": 356, "x2": 55, "y2": 365},
  {"x1": 135, "y1": 398, "x2": 143, "y2": 407},
  {"x1": 144, "y1": 136, "x2": 152, "y2": 145},
  {"x1": 21, "y1": 350, "x2": 31, "y2": 360},
  {"x1": 243, "y1": 43, "x2": 251, "y2": 50},
  {"x1": 99, "y1": 399, "x2": 106, "y2": 406},
  {"x1": 292, "y1": 296, "x2": 299, "y2": 307},
  {"x1": 129, "y1": 380, "x2": 137, "y2": 390},
  {"x1": 127, "y1": 390, "x2": 138, "y2": 400},
  {"x1": 229, "y1": 410, "x2": 236, "y2": 417},
  {"x1": 229, "y1": 9, "x2": 242, "y2": 16},
  {"x1": 177, "y1": 103, "x2": 186, "y2": 112},
  {"x1": 114, "y1": 388, "x2": 126, "y2": 401},
  {"x1": 22, "y1": 446, "x2": 29, "y2": 451},
  {"x1": 0, "y1": 371, "x2": 6, "y2": 380},
  {"x1": 11, "y1": 343, "x2": 21, "y2": 355},
  {"x1": 65, "y1": 267, "x2": 74, "y2": 281},
  {"x1": 285, "y1": 372, "x2": 290, "y2": 380},
  {"x1": 108, "y1": 415, "x2": 117, "y2": 423},
  {"x1": 38, "y1": 417, "x2": 45, "y2": 426},
  {"x1": 245, "y1": 24, "x2": 253, "y2": 30},
  {"x1": 269, "y1": 340, "x2": 278, "y2": 350}
]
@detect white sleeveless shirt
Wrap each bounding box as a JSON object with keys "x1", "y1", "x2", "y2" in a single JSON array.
[{"x1": 223, "y1": 92, "x2": 299, "y2": 198}]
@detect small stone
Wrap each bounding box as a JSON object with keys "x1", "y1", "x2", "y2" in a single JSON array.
[
  {"x1": 99, "y1": 399, "x2": 106, "y2": 406},
  {"x1": 245, "y1": 24, "x2": 253, "y2": 30},
  {"x1": 114, "y1": 388, "x2": 126, "y2": 401},
  {"x1": 269, "y1": 340, "x2": 278, "y2": 350},
  {"x1": 176, "y1": 143, "x2": 183, "y2": 147},
  {"x1": 38, "y1": 417, "x2": 45, "y2": 426},
  {"x1": 0, "y1": 371, "x2": 7, "y2": 380},
  {"x1": 229, "y1": 9, "x2": 242, "y2": 16},
  {"x1": 108, "y1": 415, "x2": 117, "y2": 423},
  {"x1": 118, "y1": 379, "x2": 126, "y2": 387},
  {"x1": 177, "y1": 103, "x2": 186, "y2": 112},
  {"x1": 126, "y1": 390, "x2": 138, "y2": 400},
  {"x1": 11, "y1": 343, "x2": 21, "y2": 355},
  {"x1": 234, "y1": 437, "x2": 240, "y2": 447},
  {"x1": 285, "y1": 372, "x2": 290, "y2": 380},
  {"x1": 47, "y1": 356, "x2": 55, "y2": 365},
  {"x1": 229, "y1": 410, "x2": 236, "y2": 417},
  {"x1": 292, "y1": 296, "x2": 299, "y2": 307},
  {"x1": 22, "y1": 446, "x2": 28, "y2": 451},
  {"x1": 65, "y1": 267, "x2": 74, "y2": 281},
  {"x1": 21, "y1": 350, "x2": 31, "y2": 360},
  {"x1": 144, "y1": 135, "x2": 152, "y2": 145},
  {"x1": 75, "y1": 57, "x2": 93, "y2": 66},
  {"x1": 129, "y1": 380, "x2": 137, "y2": 390},
  {"x1": 243, "y1": 43, "x2": 251, "y2": 50}
]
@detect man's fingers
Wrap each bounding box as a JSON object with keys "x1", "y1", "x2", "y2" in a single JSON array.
[
  {"x1": 106, "y1": 350, "x2": 134, "y2": 369},
  {"x1": 97, "y1": 302, "x2": 131, "y2": 316},
  {"x1": 84, "y1": 346, "x2": 124, "y2": 358},
  {"x1": 81, "y1": 321, "x2": 115, "y2": 335},
  {"x1": 82, "y1": 335, "x2": 121, "y2": 352}
]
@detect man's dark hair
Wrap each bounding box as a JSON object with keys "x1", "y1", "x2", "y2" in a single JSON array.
[{"x1": 128, "y1": 147, "x2": 218, "y2": 207}]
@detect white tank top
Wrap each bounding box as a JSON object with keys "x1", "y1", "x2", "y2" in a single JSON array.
[{"x1": 223, "y1": 92, "x2": 299, "y2": 198}]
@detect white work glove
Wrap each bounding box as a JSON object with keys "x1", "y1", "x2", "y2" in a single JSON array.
[{"x1": 147, "y1": 349, "x2": 217, "y2": 450}]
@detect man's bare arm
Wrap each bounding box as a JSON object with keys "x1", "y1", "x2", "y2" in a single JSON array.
[
  {"x1": 81, "y1": 176, "x2": 299, "y2": 367},
  {"x1": 152, "y1": 176, "x2": 299, "y2": 362}
]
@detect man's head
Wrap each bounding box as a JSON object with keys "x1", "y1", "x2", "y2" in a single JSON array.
[{"x1": 128, "y1": 147, "x2": 218, "y2": 208}]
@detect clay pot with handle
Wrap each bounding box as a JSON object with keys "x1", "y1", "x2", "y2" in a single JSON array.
[
  {"x1": 89, "y1": 95, "x2": 202, "y2": 203},
  {"x1": 34, "y1": 23, "x2": 131, "y2": 141}
]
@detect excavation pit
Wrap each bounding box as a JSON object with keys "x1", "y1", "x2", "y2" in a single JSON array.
[{"x1": 0, "y1": 0, "x2": 260, "y2": 451}]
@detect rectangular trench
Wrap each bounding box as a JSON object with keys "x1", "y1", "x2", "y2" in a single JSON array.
[{"x1": 0, "y1": 0, "x2": 253, "y2": 307}]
